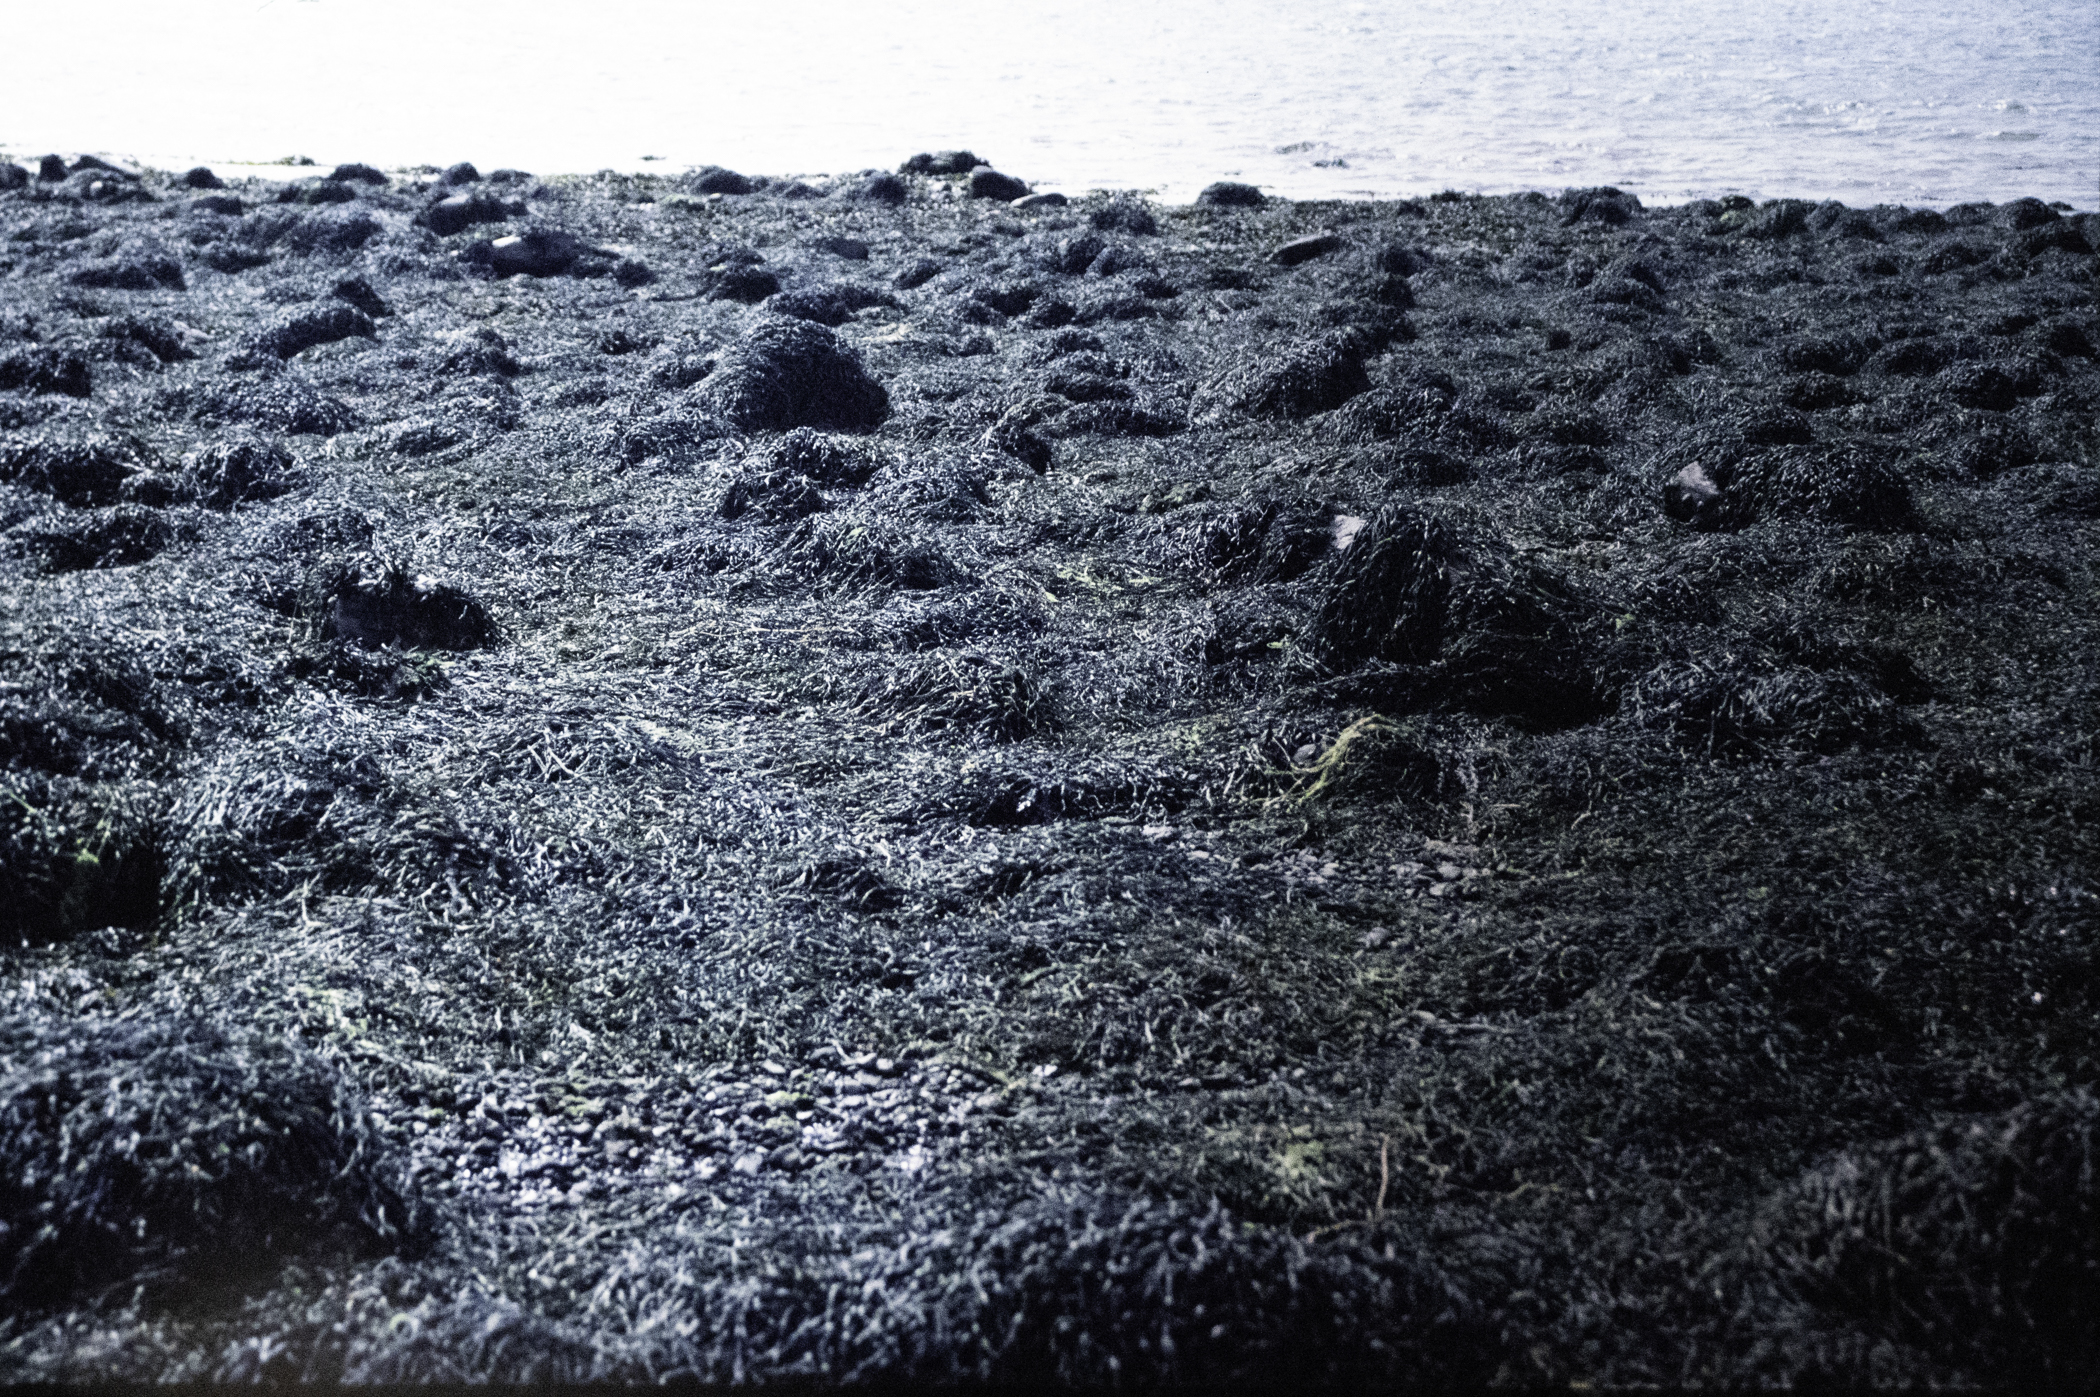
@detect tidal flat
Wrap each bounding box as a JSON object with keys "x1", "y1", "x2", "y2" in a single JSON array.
[{"x1": 0, "y1": 154, "x2": 2095, "y2": 1387}]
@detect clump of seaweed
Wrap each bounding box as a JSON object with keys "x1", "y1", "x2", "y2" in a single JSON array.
[{"x1": 0, "y1": 1012, "x2": 426, "y2": 1311}]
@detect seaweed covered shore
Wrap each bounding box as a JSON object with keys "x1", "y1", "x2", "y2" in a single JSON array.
[{"x1": 1, "y1": 152, "x2": 2096, "y2": 1387}]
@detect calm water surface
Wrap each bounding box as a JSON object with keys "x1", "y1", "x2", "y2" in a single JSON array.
[{"x1": 5, "y1": 0, "x2": 2095, "y2": 207}]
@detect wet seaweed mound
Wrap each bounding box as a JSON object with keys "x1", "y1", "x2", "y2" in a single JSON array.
[
  {"x1": 0, "y1": 1013, "x2": 425, "y2": 1310},
  {"x1": 1744, "y1": 1091, "x2": 2100, "y2": 1382},
  {"x1": 689, "y1": 315, "x2": 889, "y2": 432}
]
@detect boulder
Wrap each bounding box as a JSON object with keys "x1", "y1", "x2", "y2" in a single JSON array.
[
  {"x1": 685, "y1": 165, "x2": 754, "y2": 195},
  {"x1": 1196, "y1": 181, "x2": 1264, "y2": 208},
  {"x1": 438, "y1": 162, "x2": 480, "y2": 186},
  {"x1": 0, "y1": 163, "x2": 25, "y2": 193},
  {"x1": 420, "y1": 191, "x2": 513, "y2": 237},
  {"x1": 968, "y1": 168, "x2": 1030, "y2": 202},
  {"x1": 900, "y1": 151, "x2": 983, "y2": 175},
  {"x1": 1273, "y1": 232, "x2": 1343, "y2": 267},
  {"x1": 328, "y1": 162, "x2": 387, "y2": 185},
  {"x1": 181, "y1": 166, "x2": 223, "y2": 189}
]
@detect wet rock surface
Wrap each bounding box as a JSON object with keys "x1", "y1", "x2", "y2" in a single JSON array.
[{"x1": 0, "y1": 158, "x2": 2096, "y2": 1388}]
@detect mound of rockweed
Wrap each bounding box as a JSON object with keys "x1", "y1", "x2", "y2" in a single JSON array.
[
  {"x1": 1742, "y1": 1091, "x2": 2099, "y2": 1381},
  {"x1": 690, "y1": 315, "x2": 889, "y2": 432},
  {"x1": 0, "y1": 1013, "x2": 425, "y2": 1309}
]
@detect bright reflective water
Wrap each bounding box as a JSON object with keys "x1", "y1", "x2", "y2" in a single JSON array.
[{"x1": 5, "y1": 0, "x2": 2095, "y2": 207}]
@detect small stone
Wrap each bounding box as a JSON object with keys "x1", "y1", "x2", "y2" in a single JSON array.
[
  {"x1": 968, "y1": 168, "x2": 1030, "y2": 202},
  {"x1": 1012, "y1": 192, "x2": 1067, "y2": 210},
  {"x1": 38, "y1": 154, "x2": 67, "y2": 183},
  {"x1": 815, "y1": 235, "x2": 870, "y2": 260},
  {"x1": 0, "y1": 163, "x2": 25, "y2": 192},
  {"x1": 1273, "y1": 232, "x2": 1343, "y2": 266},
  {"x1": 439, "y1": 161, "x2": 481, "y2": 186},
  {"x1": 1197, "y1": 181, "x2": 1265, "y2": 208}
]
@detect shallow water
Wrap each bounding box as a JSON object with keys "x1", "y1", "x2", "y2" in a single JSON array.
[{"x1": 5, "y1": 0, "x2": 2096, "y2": 206}]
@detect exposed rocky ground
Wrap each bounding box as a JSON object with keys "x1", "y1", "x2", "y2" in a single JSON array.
[{"x1": 0, "y1": 150, "x2": 2096, "y2": 1387}]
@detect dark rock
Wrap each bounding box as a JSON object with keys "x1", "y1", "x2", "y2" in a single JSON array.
[
  {"x1": 894, "y1": 258, "x2": 942, "y2": 290},
  {"x1": 187, "y1": 431, "x2": 300, "y2": 506},
  {"x1": 685, "y1": 166, "x2": 754, "y2": 196},
  {"x1": 191, "y1": 194, "x2": 243, "y2": 216},
  {"x1": 276, "y1": 179, "x2": 356, "y2": 206},
  {"x1": 1013, "y1": 193, "x2": 1067, "y2": 210},
  {"x1": 249, "y1": 304, "x2": 378, "y2": 361},
  {"x1": 0, "y1": 349, "x2": 92, "y2": 398},
  {"x1": 851, "y1": 172, "x2": 908, "y2": 204},
  {"x1": 328, "y1": 162, "x2": 387, "y2": 186},
  {"x1": 2019, "y1": 221, "x2": 2092, "y2": 258},
  {"x1": 968, "y1": 168, "x2": 1030, "y2": 202},
  {"x1": 689, "y1": 316, "x2": 889, "y2": 433},
  {"x1": 1998, "y1": 197, "x2": 2060, "y2": 231},
  {"x1": 0, "y1": 163, "x2": 25, "y2": 193},
  {"x1": 181, "y1": 166, "x2": 223, "y2": 189},
  {"x1": 439, "y1": 162, "x2": 480, "y2": 186},
  {"x1": 318, "y1": 558, "x2": 500, "y2": 650},
  {"x1": 1044, "y1": 233, "x2": 1106, "y2": 276},
  {"x1": 420, "y1": 191, "x2": 513, "y2": 237},
  {"x1": 277, "y1": 210, "x2": 381, "y2": 256},
  {"x1": 814, "y1": 235, "x2": 870, "y2": 260},
  {"x1": 1190, "y1": 331, "x2": 1373, "y2": 424},
  {"x1": 1273, "y1": 232, "x2": 1344, "y2": 267},
  {"x1": 434, "y1": 328, "x2": 520, "y2": 377},
  {"x1": 67, "y1": 251, "x2": 185, "y2": 292},
  {"x1": 613, "y1": 258, "x2": 654, "y2": 288},
  {"x1": 985, "y1": 418, "x2": 1052, "y2": 472},
  {"x1": 9, "y1": 505, "x2": 173, "y2": 571},
  {"x1": 900, "y1": 151, "x2": 983, "y2": 175},
  {"x1": 1378, "y1": 245, "x2": 1434, "y2": 276},
  {"x1": 68, "y1": 155, "x2": 138, "y2": 180},
  {"x1": 486, "y1": 168, "x2": 532, "y2": 184},
  {"x1": 705, "y1": 264, "x2": 781, "y2": 304},
  {"x1": 1560, "y1": 187, "x2": 1642, "y2": 226},
  {"x1": 332, "y1": 275, "x2": 390, "y2": 317},
  {"x1": 1196, "y1": 182, "x2": 1264, "y2": 208},
  {"x1": 37, "y1": 155, "x2": 67, "y2": 183},
  {"x1": 1091, "y1": 199, "x2": 1159, "y2": 234},
  {"x1": 768, "y1": 283, "x2": 895, "y2": 326},
  {"x1": 487, "y1": 228, "x2": 588, "y2": 277}
]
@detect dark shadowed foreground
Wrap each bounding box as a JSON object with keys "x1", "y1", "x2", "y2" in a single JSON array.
[{"x1": 1, "y1": 153, "x2": 2096, "y2": 1387}]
